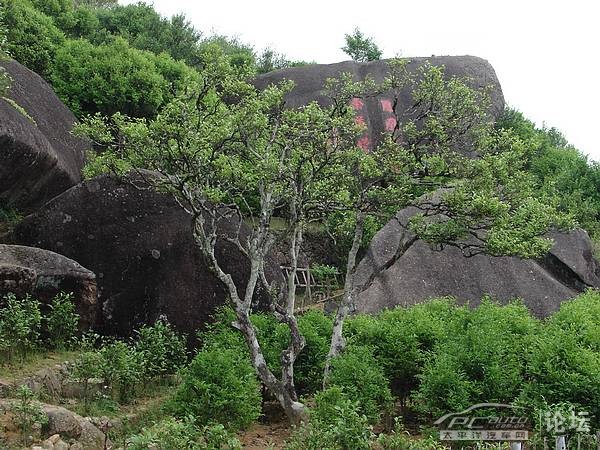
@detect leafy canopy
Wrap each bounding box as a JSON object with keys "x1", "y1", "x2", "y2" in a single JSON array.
[{"x1": 342, "y1": 27, "x2": 383, "y2": 62}]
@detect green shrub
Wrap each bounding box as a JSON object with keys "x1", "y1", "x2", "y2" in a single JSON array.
[
  {"x1": 127, "y1": 416, "x2": 241, "y2": 450},
  {"x1": 70, "y1": 351, "x2": 102, "y2": 412},
  {"x1": 201, "y1": 308, "x2": 332, "y2": 397},
  {"x1": 50, "y1": 36, "x2": 197, "y2": 117},
  {"x1": 519, "y1": 290, "x2": 600, "y2": 427},
  {"x1": 135, "y1": 317, "x2": 187, "y2": 380},
  {"x1": 0, "y1": 293, "x2": 42, "y2": 363},
  {"x1": 498, "y1": 108, "x2": 600, "y2": 242},
  {"x1": 328, "y1": 345, "x2": 393, "y2": 424},
  {"x1": 87, "y1": 3, "x2": 202, "y2": 64},
  {"x1": 170, "y1": 347, "x2": 261, "y2": 431},
  {"x1": 310, "y1": 264, "x2": 339, "y2": 284},
  {"x1": 45, "y1": 292, "x2": 79, "y2": 349},
  {"x1": 377, "y1": 418, "x2": 447, "y2": 450},
  {"x1": 4, "y1": 0, "x2": 65, "y2": 77},
  {"x1": 11, "y1": 385, "x2": 48, "y2": 444},
  {"x1": 414, "y1": 298, "x2": 538, "y2": 418},
  {"x1": 413, "y1": 352, "x2": 474, "y2": 419},
  {"x1": 98, "y1": 339, "x2": 144, "y2": 403},
  {"x1": 286, "y1": 387, "x2": 373, "y2": 450},
  {"x1": 295, "y1": 310, "x2": 332, "y2": 395}
]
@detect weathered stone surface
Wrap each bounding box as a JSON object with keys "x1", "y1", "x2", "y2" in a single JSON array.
[
  {"x1": 0, "y1": 400, "x2": 107, "y2": 450},
  {"x1": 0, "y1": 59, "x2": 88, "y2": 210},
  {"x1": 354, "y1": 207, "x2": 600, "y2": 318},
  {"x1": 254, "y1": 56, "x2": 504, "y2": 151},
  {"x1": 0, "y1": 244, "x2": 98, "y2": 329},
  {"x1": 11, "y1": 173, "x2": 282, "y2": 337},
  {"x1": 43, "y1": 405, "x2": 106, "y2": 450}
]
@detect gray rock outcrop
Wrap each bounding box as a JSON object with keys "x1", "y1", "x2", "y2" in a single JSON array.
[
  {"x1": 354, "y1": 207, "x2": 600, "y2": 318},
  {"x1": 0, "y1": 59, "x2": 87, "y2": 210},
  {"x1": 0, "y1": 244, "x2": 97, "y2": 329},
  {"x1": 10, "y1": 173, "x2": 282, "y2": 338},
  {"x1": 254, "y1": 56, "x2": 504, "y2": 151}
]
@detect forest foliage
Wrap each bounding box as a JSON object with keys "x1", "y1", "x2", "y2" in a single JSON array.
[{"x1": 2, "y1": 0, "x2": 309, "y2": 119}]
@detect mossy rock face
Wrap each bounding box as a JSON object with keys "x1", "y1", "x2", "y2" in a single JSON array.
[
  {"x1": 0, "y1": 59, "x2": 89, "y2": 210},
  {"x1": 254, "y1": 56, "x2": 505, "y2": 152}
]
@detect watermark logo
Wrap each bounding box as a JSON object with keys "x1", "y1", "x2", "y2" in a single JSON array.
[
  {"x1": 435, "y1": 403, "x2": 530, "y2": 442},
  {"x1": 544, "y1": 404, "x2": 591, "y2": 435}
]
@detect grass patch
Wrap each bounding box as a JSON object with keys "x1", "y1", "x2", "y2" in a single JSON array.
[{"x1": 0, "y1": 350, "x2": 79, "y2": 383}]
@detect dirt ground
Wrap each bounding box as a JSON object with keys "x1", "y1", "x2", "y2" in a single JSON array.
[{"x1": 239, "y1": 402, "x2": 292, "y2": 449}]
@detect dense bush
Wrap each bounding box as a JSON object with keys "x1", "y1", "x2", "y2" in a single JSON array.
[
  {"x1": 135, "y1": 318, "x2": 188, "y2": 380},
  {"x1": 295, "y1": 310, "x2": 332, "y2": 395},
  {"x1": 328, "y1": 345, "x2": 393, "y2": 423},
  {"x1": 169, "y1": 347, "x2": 261, "y2": 431},
  {"x1": 345, "y1": 298, "x2": 454, "y2": 402},
  {"x1": 127, "y1": 417, "x2": 241, "y2": 450},
  {"x1": 3, "y1": 0, "x2": 65, "y2": 77},
  {"x1": 44, "y1": 292, "x2": 79, "y2": 349},
  {"x1": 200, "y1": 307, "x2": 332, "y2": 397},
  {"x1": 520, "y1": 290, "x2": 600, "y2": 427},
  {"x1": 414, "y1": 298, "x2": 538, "y2": 417},
  {"x1": 82, "y1": 3, "x2": 201, "y2": 63},
  {"x1": 0, "y1": 293, "x2": 42, "y2": 363},
  {"x1": 286, "y1": 387, "x2": 373, "y2": 450},
  {"x1": 50, "y1": 37, "x2": 196, "y2": 117},
  {"x1": 498, "y1": 108, "x2": 600, "y2": 242}
]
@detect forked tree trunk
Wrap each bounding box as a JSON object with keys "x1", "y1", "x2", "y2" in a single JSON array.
[{"x1": 192, "y1": 214, "x2": 307, "y2": 425}]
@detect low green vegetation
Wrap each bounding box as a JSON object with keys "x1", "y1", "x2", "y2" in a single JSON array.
[
  {"x1": 0, "y1": 293, "x2": 43, "y2": 364},
  {"x1": 1, "y1": 96, "x2": 36, "y2": 123},
  {"x1": 3, "y1": 291, "x2": 600, "y2": 447},
  {"x1": 168, "y1": 347, "x2": 262, "y2": 430},
  {"x1": 11, "y1": 385, "x2": 48, "y2": 445},
  {"x1": 126, "y1": 418, "x2": 241, "y2": 450},
  {"x1": 286, "y1": 386, "x2": 374, "y2": 450},
  {"x1": 0, "y1": 291, "x2": 82, "y2": 364},
  {"x1": 69, "y1": 320, "x2": 188, "y2": 410},
  {"x1": 3, "y1": 1, "x2": 600, "y2": 448},
  {"x1": 191, "y1": 291, "x2": 600, "y2": 447}
]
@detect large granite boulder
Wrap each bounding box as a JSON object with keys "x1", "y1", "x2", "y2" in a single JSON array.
[
  {"x1": 354, "y1": 207, "x2": 600, "y2": 318},
  {"x1": 0, "y1": 59, "x2": 87, "y2": 210},
  {"x1": 0, "y1": 244, "x2": 97, "y2": 329},
  {"x1": 9, "y1": 174, "x2": 282, "y2": 337},
  {"x1": 254, "y1": 56, "x2": 504, "y2": 151}
]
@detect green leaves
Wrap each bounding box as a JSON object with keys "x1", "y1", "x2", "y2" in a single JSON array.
[
  {"x1": 51, "y1": 36, "x2": 197, "y2": 118},
  {"x1": 341, "y1": 28, "x2": 383, "y2": 62},
  {"x1": 170, "y1": 347, "x2": 262, "y2": 431},
  {"x1": 45, "y1": 292, "x2": 79, "y2": 350},
  {"x1": 0, "y1": 293, "x2": 41, "y2": 363}
]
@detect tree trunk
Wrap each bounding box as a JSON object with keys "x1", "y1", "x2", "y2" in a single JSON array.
[
  {"x1": 192, "y1": 215, "x2": 307, "y2": 425},
  {"x1": 323, "y1": 211, "x2": 365, "y2": 386},
  {"x1": 323, "y1": 212, "x2": 417, "y2": 387}
]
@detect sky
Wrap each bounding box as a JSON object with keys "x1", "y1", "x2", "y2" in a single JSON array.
[{"x1": 123, "y1": 0, "x2": 599, "y2": 161}]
